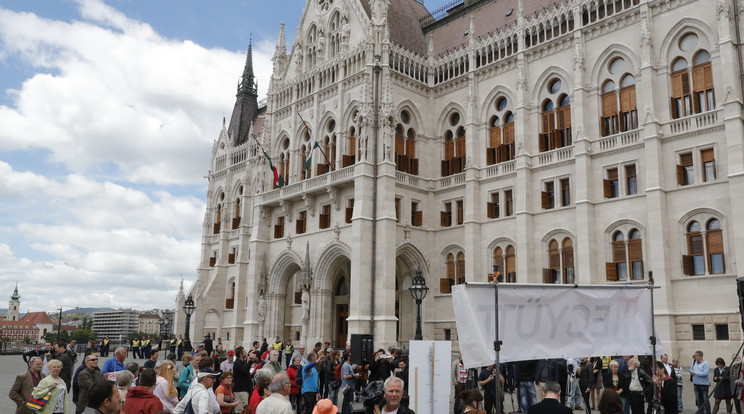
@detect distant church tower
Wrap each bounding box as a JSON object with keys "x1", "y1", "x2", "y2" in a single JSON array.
[{"x1": 8, "y1": 284, "x2": 20, "y2": 321}]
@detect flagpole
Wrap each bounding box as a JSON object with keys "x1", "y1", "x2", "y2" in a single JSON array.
[{"x1": 297, "y1": 112, "x2": 332, "y2": 170}]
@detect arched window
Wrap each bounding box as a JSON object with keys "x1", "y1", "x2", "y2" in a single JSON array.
[
  {"x1": 232, "y1": 186, "x2": 243, "y2": 229},
  {"x1": 706, "y1": 219, "x2": 724, "y2": 274},
  {"x1": 344, "y1": 109, "x2": 360, "y2": 167},
  {"x1": 318, "y1": 119, "x2": 337, "y2": 175},
  {"x1": 278, "y1": 138, "x2": 291, "y2": 188},
  {"x1": 487, "y1": 96, "x2": 516, "y2": 165},
  {"x1": 335, "y1": 277, "x2": 349, "y2": 296},
  {"x1": 226, "y1": 281, "x2": 235, "y2": 309},
  {"x1": 606, "y1": 229, "x2": 644, "y2": 281},
  {"x1": 395, "y1": 109, "x2": 419, "y2": 175},
  {"x1": 328, "y1": 11, "x2": 341, "y2": 56},
  {"x1": 441, "y1": 111, "x2": 466, "y2": 176},
  {"x1": 441, "y1": 250, "x2": 466, "y2": 293},
  {"x1": 492, "y1": 244, "x2": 517, "y2": 283},
  {"x1": 670, "y1": 32, "x2": 715, "y2": 118},
  {"x1": 544, "y1": 237, "x2": 575, "y2": 283},
  {"x1": 301, "y1": 132, "x2": 311, "y2": 180},
  {"x1": 213, "y1": 192, "x2": 224, "y2": 234},
  {"x1": 540, "y1": 78, "x2": 572, "y2": 152}
]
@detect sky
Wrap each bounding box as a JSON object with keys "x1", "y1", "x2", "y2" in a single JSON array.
[{"x1": 0, "y1": 0, "x2": 452, "y2": 314}]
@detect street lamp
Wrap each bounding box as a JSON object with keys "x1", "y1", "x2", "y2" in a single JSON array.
[
  {"x1": 408, "y1": 267, "x2": 429, "y2": 340},
  {"x1": 182, "y1": 294, "x2": 195, "y2": 353}
]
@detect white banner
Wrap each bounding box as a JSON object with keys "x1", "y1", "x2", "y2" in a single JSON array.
[{"x1": 452, "y1": 284, "x2": 663, "y2": 369}]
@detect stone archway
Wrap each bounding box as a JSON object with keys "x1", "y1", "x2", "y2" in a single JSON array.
[
  {"x1": 395, "y1": 243, "x2": 429, "y2": 344},
  {"x1": 309, "y1": 243, "x2": 352, "y2": 348},
  {"x1": 202, "y1": 310, "x2": 220, "y2": 340},
  {"x1": 267, "y1": 251, "x2": 303, "y2": 342}
]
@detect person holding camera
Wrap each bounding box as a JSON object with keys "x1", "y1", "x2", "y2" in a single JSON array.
[
  {"x1": 373, "y1": 377, "x2": 414, "y2": 414},
  {"x1": 340, "y1": 352, "x2": 360, "y2": 414}
]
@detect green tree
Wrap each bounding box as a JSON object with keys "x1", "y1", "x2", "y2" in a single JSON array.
[
  {"x1": 71, "y1": 329, "x2": 95, "y2": 344},
  {"x1": 2, "y1": 336, "x2": 10, "y2": 351},
  {"x1": 23, "y1": 336, "x2": 31, "y2": 344}
]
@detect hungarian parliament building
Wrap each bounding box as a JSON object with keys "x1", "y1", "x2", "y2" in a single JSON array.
[{"x1": 176, "y1": 0, "x2": 743, "y2": 358}]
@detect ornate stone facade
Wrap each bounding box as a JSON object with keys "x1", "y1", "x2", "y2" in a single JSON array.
[{"x1": 178, "y1": 0, "x2": 744, "y2": 357}]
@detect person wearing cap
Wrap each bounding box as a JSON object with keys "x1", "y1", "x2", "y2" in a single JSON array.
[
  {"x1": 173, "y1": 368, "x2": 221, "y2": 414},
  {"x1": 373, "y1": 376, "x2": 415, "y2": 414},
  {"x1": 221, "y1": 349, "x2": 236, "y2": 373},
  {"x1": 273, "y1": 337, "x2": 284, "y2": 352},
  {"x1": 257, "y1": 373, "x2": 294, "y2": 414},
  {"x1": 311, "y1": 399, "x2": 337, "y2": 414},
  {"x1": 192, "y1": 343, "x2": 205, "y2": 357}
]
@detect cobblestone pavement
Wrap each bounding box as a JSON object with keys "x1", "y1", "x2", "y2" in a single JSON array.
[{"x1": 0, "y1": 354, "x2": 720, "y2": 413}]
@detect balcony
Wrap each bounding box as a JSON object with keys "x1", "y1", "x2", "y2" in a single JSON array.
[
  {"x1": 258, "y1": 165, "x2": 355, "y2": 205},
  {"x1": 593, "y1": 129, "x2": 642, "y2": 154},
  {"x1": 663, "y1": 109, "x2": 722, "y2": 137},
  {"x1": 535, "y1": 146, "x2": 574, "y2": 167}
]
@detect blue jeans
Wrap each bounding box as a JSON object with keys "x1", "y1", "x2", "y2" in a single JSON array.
[
  {"x1": 520, "y1": 381, "x2": 537, "y2": 412},
  {"x1": 569, "y1": 379, "x2": 582, "y2": 408},
  {"x1": 290, "y1": 393, "x2": 303, "y2": 414},
  {"x1": 677, "y1": 385, "x2": 684, "y2": 411},
  {"x1": 694, "y1": 384, "x2": 711, "y2": 414}
]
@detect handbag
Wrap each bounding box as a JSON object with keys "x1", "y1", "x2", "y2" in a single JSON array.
[
  {"x1": 340, "y1": 383, "x2": 351, "y2": 395},
  {"x1": 331, "y1": 379, "x2": 342, "y2": 390},
  {"x1": 26, "y1": 393, "x2": 50, "y2": 412}
]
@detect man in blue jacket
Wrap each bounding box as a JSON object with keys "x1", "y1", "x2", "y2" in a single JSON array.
[{"x1": 301, "y1": 352, "x2": 326, "y2": 414}]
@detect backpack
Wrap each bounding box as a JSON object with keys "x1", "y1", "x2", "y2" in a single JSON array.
[
  {"x1": 334, "y1": 363, "x2": 343, "y2": 381},
  {"x1": 296, "y1": 365, "x2": 304, "y2": 387}
]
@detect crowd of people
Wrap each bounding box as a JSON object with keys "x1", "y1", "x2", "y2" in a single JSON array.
[
  {"x1": 451, "y1": 352, "x2": 744, "y2": 414},
  {"x1": 9, "y1": 336, "x2": 413, "y2": 414},
  {"x1": 10, "y1": 336, "x2": 744, "y2": 414}
]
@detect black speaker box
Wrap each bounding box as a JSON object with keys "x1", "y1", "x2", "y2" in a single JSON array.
[{"x1": 350, "y1": 334, "x2": 374, "y2": 365}]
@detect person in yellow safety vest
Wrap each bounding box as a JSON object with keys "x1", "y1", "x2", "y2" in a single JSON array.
[
  {"x1": 142, "y1": 337, "x2": 151, "y2": 359},
  {"x1": 284, "y1": 340, "x2": 294, "y2": 368},
  {"x1": 177, "y1": 335, "x2": 184, "y2": 360},
  {"x1": 132, "y1": 337, "x2": 141, "y2": 359},
  {"x1": 170, "y1": 336, "x2": 177, "y2": 354}
]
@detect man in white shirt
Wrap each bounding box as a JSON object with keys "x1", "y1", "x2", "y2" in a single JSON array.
[
  {"x1": 173, "y1": 368, "x2": 220, "y2": 414},
  {"x1": 220, "y1": 350, "x2": 236, "y2": 373},
  {"x1": 256, "y1": 373, "x2": 294, "y2": 414}
]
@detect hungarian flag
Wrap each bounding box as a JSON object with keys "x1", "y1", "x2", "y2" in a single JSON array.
[
  {"x1": 298, "y1": 113, "x2": 320, "y2": 170},
  {"x1": 252, "y1": 135, "x2": 284, "y2": 188}
]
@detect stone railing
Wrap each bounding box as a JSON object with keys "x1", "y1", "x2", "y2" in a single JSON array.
[
  {"x1": 257, "y1": 165, "x2": 355, "y2": 205},
  {"x1": 594, "y1": 129, "x2": 641, "y2": 152},
  {"x1": 665, "y1": 109, "x2": 722, "y2": 136},
  {"x1": 535, "y1": 146, "x2": 574, "y2": 166}
]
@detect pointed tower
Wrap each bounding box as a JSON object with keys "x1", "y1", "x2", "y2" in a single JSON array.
[
  {"x1": 271, "y1": 22, "x2": 288, "y2": 83},
  {"x1": 227, "y1": 38, "x2": 260, "y2": 146},
  {"x1": 8, "y1": 284, "x2": 20, "y2": 321}
]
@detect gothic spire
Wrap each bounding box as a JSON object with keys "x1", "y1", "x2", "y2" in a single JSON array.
[
  {"x1": 238, "y1": 36, "x2": 258, "y2": 97},
  {"x1": 10, "y1": 283, "x2": 19, "y2": 301}
]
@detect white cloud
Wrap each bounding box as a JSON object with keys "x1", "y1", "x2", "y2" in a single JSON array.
[{"x1": 0, "y1": 0, "x2": 273, "y2": 185}]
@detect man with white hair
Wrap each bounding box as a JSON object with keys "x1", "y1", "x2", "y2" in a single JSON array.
[
  {"x1": 264, "y1": 349, "x2": 282, "y2": 375},
  {"x1": 256, "y1": 373, "x2": 293, "y2": 414},
  {"x1": 373, "y1": 376, "x2": 415, "y2": 414},
  {"x1": 102, "y1": 347, "x2": 127, "y2": 374}
]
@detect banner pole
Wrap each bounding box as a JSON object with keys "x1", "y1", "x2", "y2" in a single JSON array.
[
  {"x1": 648, "y1": 271, "x2": 659, "y2": 412},
  {"x1": 493, "y1": 264, "x2": 502, "y2": 414}
]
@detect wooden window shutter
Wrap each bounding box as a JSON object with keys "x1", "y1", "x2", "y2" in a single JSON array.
[
  {"x1": 444, "y1": 140, "x2": 455, "y2": 160},
  {"x1": 487, "y1": 202, "x2": 497, "y2": 219},
  {"x1": 296, "y1": 219, "x2": 303, "y2": 234},
  {"x1": 440, "y1": 278, "x2": 452, "y2": 294},
  {"x1": 707, "y1": 229, "x2": 724, "y2": 254},
  {"x1": 681, "y1": 73, "x2": 690, "y2": 95},
  {"x1": 671, "y1": 72, "x2": 684, "y2": 98},
  {"x1": 456, "y1": 138, "x2": 466, "y2": 157},
  {"x1": 456, "y1": 259, "x2": 465, "y2": 284},
  {"x1": 703, "y1": 63, "x2": 714, "y2": 89},
  {"x1": 542, "y1": 112, "x2": 552, "y2": 134},
  {"x1": 541, "y1": 191, "x2": 550, "y2": 209},
  {"x1": 543, "y1": 268, "x2": 553, "y2": 283},
  {"x1": 563, "y1": 247, "x2": 574, "y2": 268},
  {"x1": 441, "y1": 160, "x2": 450, "y2": 176},
  {"x1": 440, "y1": 211, "x2": 450, "y2": 227},
  {"x1": 406, "y1": 139, "x2": 416, "y2": 158},
  {"x1": 603, "y1": 180, "x2": 612, "y2": 198},
  {"x1": 602, "y1": 92, "x2": 617, "y2": 117},
  {"x1": 689, "y1": 234, "x2": 704, "y2": 255},
  {"x1": 345, "y1": 207, "x2": 353, "y2": 223},
  {"x1": 549, "y1": 249, "x2": 560, "y2": 269},
  {"x1": 701, "y1": 149, "x2": 714, "y2": 163},
  {"x1": 409, "y1": 158, "x2": 419, "y2": 175},
  {"x1": 629, "y1": 239, "x2": 643, "y2": 262},
  {"x1": 676, "y1": 164, "x2": 686, "y2": 186},
  {"x1": 456, "y1": 200, "x2": 464, "y2": 224},
  {"x1": 342, "y1": 154, "x2": 354, "y2": 167},
  {"x1": 505, "y1": 249, "x2": 516, "y2": 274},
  {"x1": 606, "y1": 262, "x2": 618, "y2": 281},
  {"x1": 413, "y1": 210, "x2": 422, "y2": 226},
  {"x1": 274, "y1": 224, "x2": 282, "y2": 238},
  {"x1": 628, "y1": 86, "x2": 637, "y2": 111},
  {"x1": 486, "y1": 147, "x2": 496, "y2": 165},
  {"x1": 692, "y1": 65, "x2": 705, "y2": 93},
  {"x1": 395, "y1": 135, "x2": 405, "y2": 156},
  {"x1": 499, "y1": 145, "x2": 508, "y2": 163},
  {"x1": 401, "y1": 154, "x2": 410, "y2": 173},
  {"x1": 504, "y1": 123, "x2": 515, "y2": 145},
  {"x1": 619, "y1": 88, "x2": 631, "y2": 112},
  {"x1": 489, "y1": 126, "x2": 501, "y2": 148},
  {"x1": 682, "y1": 255, "x2": 694, "y2": 275},
  {"x1": 563, "y1": 106, "x2": 572, "y2": 127},
  {"x1": 680, "y1": 153, "x2": 693, "y2": 166},
  {"x1": 317, "y1": 163, "x2": 328, "y2": 175},
  {"x1": 349, "y1": 135, "x2": 356, "y2": 156},
  {"x1": 613, "y1": 241, "x2": 626, "y2": 262}
]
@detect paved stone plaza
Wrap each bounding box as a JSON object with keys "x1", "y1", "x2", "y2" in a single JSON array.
[{"x1": 0, "y1": 354, "x2": 720, "y2": 413}]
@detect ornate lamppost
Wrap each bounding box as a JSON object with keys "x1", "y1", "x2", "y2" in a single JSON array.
[
  {"x1": 182, "y1": 294, "x2": 195, "y2": 353},
  {"x1": 408, "y1": 267, "x2": 429, "y2": 340}
]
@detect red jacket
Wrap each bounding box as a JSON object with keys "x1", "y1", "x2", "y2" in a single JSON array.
[{"x1": 124, "y1": 386, "x2": 164, "y2": 414}]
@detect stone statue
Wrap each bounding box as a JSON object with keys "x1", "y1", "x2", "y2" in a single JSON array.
[
  {"x1": 301, "y1": 290, "x2": 310, "y2": 320},
  {"x1": 371, "y1": 0, "x2": 387, "y2": 25},
  {"x1": 257, "y1": 294, "x2": 267, "y2": 321}
]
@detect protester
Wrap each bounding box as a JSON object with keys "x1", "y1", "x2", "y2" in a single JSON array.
[
  {"x1": 172, "y1": 368, "x2": 221, "y2": 414},
  {"x1": 477, "y1": 364, "x2": 500, "y2": 414},
  {"x1": 340, "y1": 351, "x2": 360, "y2": 414},
  {"x1": 603, "y1": 360, "x2": 629, "y2": 408},
  {"x1": 672, "y1": 357, "x2": 685, "y2": 413},
  {"x1": 373, "y1": 376, "x2": 414, "y2": 414},
  {"x1": 285, "y1": 340, "x2": 295, "y2": 368},
  {"x1": 517, "y1": 359, "x2": 538, "y2": 412},
  {"x1": 578, "y1": 357, "x2": 594, "y2": 414},
  {"x1": 692, "y1": 350, "x2": 712, "y2": 414},
  {"x1": 233, "y1": 346, "x2": 256, "y2": 411},
  {"x1": 654, "y1": 360, "x2": 678, "y2": 414},
  {"x1": 143, "y1": 350, "x2": 159, "y2": 369},
  {"x1": 82, "y1": 380, "x2": 121, "y2": 414},
  {"x1": 627, "y1": 357, "x2": 652, "y2": 414},
  {"x1": 124, "y1": 368, "x2": 163, "y2": 414},
  {"x1": 732, "y1": 354, "x2": 743, "y2": 414},
  {"x1": 116, "y1": 371, "x2": 135, "y2": 408},
  {"x1": 459, "y1": 388, "x2": 485, "y2": 414},
  {"x1": 175, "y1": 354, "x2": 191, "y2": 379},
  {"x1": 177, "y1": 353, "x2": 201, "y2": 398},
  {"x1": 250, "y1": 369, "x2": 274, "y2": 414},
  {"x1": 216, "y1": 371, "x2": 240, "y2": 413},
  {"x1": 288, "y1": 355, "x2": 304, "y2": 414},
  {"x1": 527, "y1": 380, "x2": 571, "y2": 414},
  {"x1": 256, "y1": 373, "x2": 294, "y2": 414},
  {"x1": 598, "y1": 388, "x2": 624, "y2": 414},
  {"x1": 31, "y1": 359, "x2": 69, "y2": 414},
  {"x1": 52, "y1": 341, "x2": 74, "y2": 390},
  {"x1": 102, "y1": 348, "x2": 127, "y2": 374},
  {"x1": 713, "y1": 357, "x2": 733, "y2": 414},
  {"x1": 77, "y1": 353, "x2": 104, "y2": 414},
  {"x1": 220, "y1": 349, "x2": 236, "y2": 373},
  {"x1": 153, "y1": 361, "x2": 179, "y2": 412},
  {"x1": 9, "y1": 356, "x2": 44, "y2": 414}
]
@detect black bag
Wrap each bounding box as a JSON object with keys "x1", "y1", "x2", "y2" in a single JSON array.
[{"x1": 331, "y1": 379, "x2": 342, "y2": 390}]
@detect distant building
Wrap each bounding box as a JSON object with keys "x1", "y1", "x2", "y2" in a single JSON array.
[
  {"x1": 138, "y1": 312, "x2": 160, "y2": 335},
  {"x1": 7, "y1": 284, "x2": 20, "y2": 321},
  {"x1": 0, "y1": 320, "x2": 38, "y2": 345},
  {"x1": 19, "y1": 312, "x2": 55, "y2": 343},
  {"x1": 92, "y1": 309, "x2": 139, "y2": 340}
]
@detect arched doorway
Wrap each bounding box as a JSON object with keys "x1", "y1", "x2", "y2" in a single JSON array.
[
  {"x1": 333, "y1": 272, "x2": 350, "y2": 348},
  {"x1": 395, "y1": 259, "x2": 416, "y2": 344},
  {"x1": 283, "y1": 270, "x2": 304, "y2": 341}
]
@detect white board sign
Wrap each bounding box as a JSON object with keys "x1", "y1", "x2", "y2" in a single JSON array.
[{"x1": 408, "y1": 340, "x2": 452, "y2": 414}]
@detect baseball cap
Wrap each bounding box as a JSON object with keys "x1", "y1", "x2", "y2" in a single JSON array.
[
  {"x1": 197, "y1": 368, "x2": 221, "y2": 379},
  {"x1": 227, "y1": 350, "x2": 235, "y2": 356}
]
